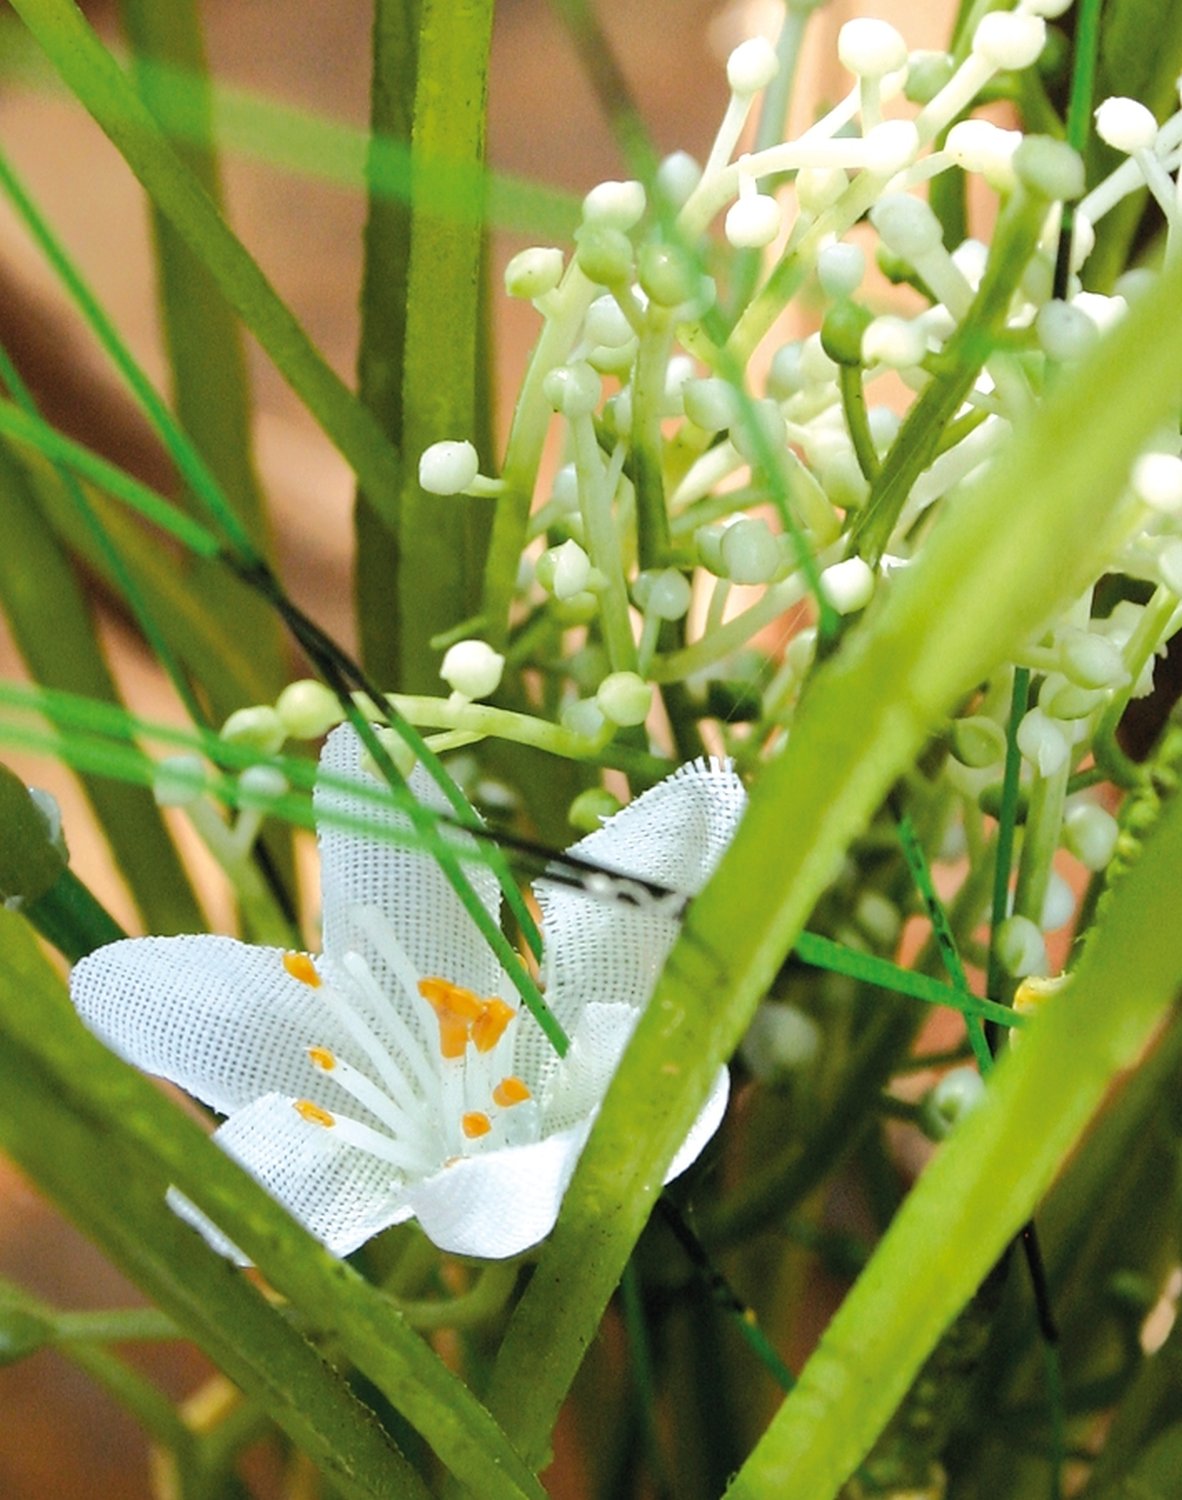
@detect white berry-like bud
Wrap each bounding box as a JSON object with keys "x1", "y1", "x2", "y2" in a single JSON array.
[
  {"x1": 971, "y1": 11, "x2": 1046, "y2": 71},
  {"x1": 798, "y1": 332, "x2": 839, "y2": 386},
  {"x1": 996, "y1": 914, "x2": 1048, "y2": 977},
  {"x1": 1017, "y1": 706, "x2": 1069, "y2": 776},
  {"x1": 766, "y1": 342, "x2": 804, "y2": 399},
  {"x1": 419, "y1": 439, "x2": 480, "y2": 495},
  {"x1": 440, "y1": 640, "x2": 505, "y2": 700},
  {"x1": 1094, "y1": 96, "x2": 1158, "y2": 153},
  {"x1": 741, "y1": 1002, "x2": 821, "y2": 1081},
  {"x1": 154, "y1": 754, "x2": 208, "y2": 807},
  {"x1": 871, "y1": 193, "x2": 942, "y2": 260},
  {"x1": 730, "y1": 398, "x2": 788, "y2": 463},
  {"x1": 683, "y1": 377, "x2": 740, "y2": 433},
  {"x1": 817, "y1": 241, "x2": 866, "y2": 297},
  {"x1": 561, "y1": 697, "x2": 606, "y2": 738},
  {"x1": 923, "y1": 1066, "x2": 986, "y2": 1139},
  {"x1": 946, "y1": 119, "x2": 1022, "y2": 189},
  {"x1": 275, "y1": 679, "x2": 342, "y2": 739},
  {"x1": 862, "y1": 119, "x2": 920, "y2": 175},
  {"x1": 952, "y1": 715, "x2": 1007, "y2": 769},
  {"x1": 656, "y1": 150, "x2": 702, "y2": 207},
  {"x1": 221, "y1": 705, "x2": 286, "y2": 755},
  {"x1": 596, "y1": 671, "x2": 652, "y2": 727},
  {"x1": 238, "y1": 764, "x2": 289, "y2": 811},
  {"x1": 636, "y1": 567, "x2": 692, "y2": 620},
  {"x1": 721, "y1": 517, "x2": 780, "y2": 584},
  {"x1": 503, "y1": 246, "x2": 564, "y2": 299},
  {"x1": 795, "y1": 166, "x2": 849, "y2": 215},
  {"x1": 1073, "y1": 290, "x2": 1127, "y2": 333},
  {"x1": 1131, "y1": 452, "x2": 1182, "y2": 514},
  {"x1": 584, "y1": 294, "x2": 634, "y2": 348},
  {"x1": 1040, "y1": 869, "x2": 1076, "y2": 931},
  {"x1": 1013, "y1": 136, "x2": 1086, "y2": 200},
  {"x1": 1022, "y1": 0, "x2": 1073, "y2": 15},
  {"x1": 1063, "y1": 802, "x2": 1119, "y2": 870},
  {"x1": 863, "y1": 314, "x2": 927, "y2": 368},
  {"x1": 727, "y1": 36, "x2": 779, "y2": 96},
  {"x1": 543, "y1": 539, "x2": 592, "y2": 601},
  {"x1": 838, "y1": 18, "x2": 908, "y2": 78},
  {"x1": 820, "y1": 556, "x2": 875, "y2": 614},
  {"x1": 1041, "y1": 675, "x2": 1105, "y2": 721},
  {"x1": 543, "y1": 362, "x2": 602, "y2": 418},
  {"x1": 1035, "y1": 300, "x2": 1098, "y2": 362},
  {"x1": 725, "y1": 193, "x2": 782, "y2": 248},
  {"x1": 1059, "y1": 630, "x2": 1127, "y2": 690},
  {"x1": 582, "y1": 179, "x2": 646, "y2": 230}
]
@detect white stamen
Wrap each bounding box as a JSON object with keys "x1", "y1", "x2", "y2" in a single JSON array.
[
  {"x1": 311, "y1": 1050, "x2": 433, "y2": 1157},
  {"x1": 340, "y1": 949, "x2": 440, "y2": 1103}
]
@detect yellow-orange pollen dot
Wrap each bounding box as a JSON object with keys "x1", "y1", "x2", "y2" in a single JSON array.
[
  {"x1": 307, "y1": 1046, "x2": 336, "y2": 1072},
  {"x1": 295, "y1": 1099, "x2": 335, "y2": 1128},
  {"x1": 492, "y1": 1076, "x2": 531, "y2": 1108},
  {"x1": 461, "y1": 1111, "x2": 492, "y2": 1139},
  {"x1": 283, "y1": 952, "x2": 321, "y2": 988},
  {"x1": 418, "y1": 977, "x2": 517, "y2": 1060}
]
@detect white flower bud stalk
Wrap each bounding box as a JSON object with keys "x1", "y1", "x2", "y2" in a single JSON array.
[{"x1": 440, "y1": 641, "x2": 505, "y2": 701}]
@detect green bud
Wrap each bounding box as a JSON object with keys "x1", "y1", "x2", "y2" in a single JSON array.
[
  {"x1": 568, "y1": 787, "x2": 624, "y2": 833},
  {"x1": 951, "y1": 715, "x2": 1007, "y2": 769},
  {"x1": 820, "y1": 301, "x2": 874, "y2": 366},
  {"x1": 220, "y1": 705, "x2": 286, "y2": 755}
]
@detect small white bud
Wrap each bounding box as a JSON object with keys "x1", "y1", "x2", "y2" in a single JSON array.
[
  {"x1": 868, "y1": 406, "x2": 900, "y2": 452},
  {"x1": 154, "y1": 754, "x2": 208, "y2": 807},
  {"x1": 1022, "y1": 0, "x2": 1073, "y2": 15},
  {"x1": 817, "y1": 241, "x2": 866, "y2": 297},
  {"x1": 1131, "y1": 452, "x2": 1182, "y2": 514},
  {"x1": 862, "y1": 119, "x2": 920, "y2": 175},
  {"x1": 1013, "y1": 136, "x2": 1086, "y2": 200},
  {"x1": 636, "y1": 567, "x2": 692, "y2": 621},
  {"x1": 871, "y1": 193, "x2": 943, "y2": 261},
  {"x1": 838, "y1": 18, "x2": 908, "y2": 78},
  {"x1": 726, "y1": 36, "x2": 779, "y2": 96},
  {"x1": 725, "y1": 193, "x2": 783, "y2": 248},
  {"x1": 546, "y1": 539, "x2": 592, "y2": 601},
  {"x1": 582, "y1": 179, "x2": 646, "y2": 230},
  {"x1": 951, "y1": 715, "x2": 1007, "y2": 769},
  {"x1": 237, "y1": 764, "x2": 288, "y2": 811},
  {"x1": 798, "y1": 332, "x2": 839, "y2": 386},
  {"x1": 683, "y1": 377, "x2": 740, "y2": 433},
  {"x1": 419, "y1": 439, "x2": 480, "y2": 496},
  {"x1": 551, "y1": 463, "x2": 580, "y2": 514},
  {"x1": 596, "y1": 672, "x2": 652, "y2": 727},
  {"x1": 1035, "y1": 300, "x2": 1098, "y2": 362},
  {"x1": 946, "y1": 119, "x2": 1022, "y2": 189},
  {"x1": 1040, "y1": 869, "x2": 1076, "y2": 932},
  {"x1": 730, "y1": 398, "x2": 788, "y2": 462},
  {"x1": 855, "y1": 890, "x2": 902, "y2": 947},
  {"x1": 1063, "y1": 802, "x2": 1119, "y2": 870},
  {"x1": 584, "y1": 294, "x2": 634, "y2": 348},
  {"x1": 503, "y1": 246, "x2": 564, "y2": 299},
  {"x1": 1059, "y1": 629, "x2": 1128, "y2": 690},
  {"x1": 741, "y1": 1003, "x2": 821, "y2": 1080},
  {"x1": 795, "y1": 166, "x2": 849, "y2": 215},
  {"x1": 923, "y1": 1067, "x2": 986, "y2": 1139},
  {"x1": 1072, "y1": 290, "x2": 1127, "y2": 333},
  {"x1": 766, "y1": 342, "x2": 805, "y2": 399},
  {"x1": 221, "y1": 705, "x2": 286, "y2": 755},
  {"x1": 996, "y1": 914, "x2": 1048, "y2": 977},
  {"x1": 1094, "y1": 96, "x2": 1159, "y2": 153},
  {"x1": 721, "y1": 517, "x2": 781, "y2": 584},
  {"x1": 820, "y1": 556, "x2": 875, "y2": 614},
  {"x1": 656, "y1": 150, "x2": 702, "y2": 208},
  {"x1": 971, "y1": 12, "x2": 1046, "y2": 71},
  {"x1": 543, "y1": 362, "x2": 602, "y2": 418},
  {"x1": 440, "y1": 640, "x2": 505, "y2": 700},
  {"x1": 1016, "y1": 706, "x2": 1069, "y2": 776},
  {"x1": 862, "y1": 314, "x2": 927, "y2": 368},
  {"x1": 275, "y1": 679, "x2": 343, "y2": 739}
]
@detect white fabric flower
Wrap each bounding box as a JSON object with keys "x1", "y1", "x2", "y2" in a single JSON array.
[{"x1": 70, "y1": 728, "x2": 745, "y2": 1260}]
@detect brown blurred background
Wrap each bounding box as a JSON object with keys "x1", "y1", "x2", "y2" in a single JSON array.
[{"x1": 0, "y1": 1, "x2": 946, "y2": 1493}]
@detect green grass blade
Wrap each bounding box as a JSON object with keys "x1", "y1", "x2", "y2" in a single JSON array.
[
  {"x1": 478, "y1": 250, "x2": 1182, "y2": 1470},
  {"x1": 6, "y1": 0, "x2": 400, "y2": 507},
  {"x1": 0, "y1": 437, "x2": 204, "y2": 932}
]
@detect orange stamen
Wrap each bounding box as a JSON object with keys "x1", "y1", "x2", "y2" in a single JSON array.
[
  {"x1": 461, "y1": 1111, "x2": 492, "y2": 1139},
  {"x1": 283, "y1": 952, "x2": 321, "y2": 988},
  {"x1": 294, "y1": 1099, "x2": 335, "y2": 1128},
  {"x1": 472, "y1": 998, "x2": 516, "y2": 1053},
  {"x1": 307, "y1": 1046, "x2": 336, "y2": 1072},
  {"x1": 418, "y1": 977, "x2": 484, "y2": 1020},
  {"x1": 492, "y1": 1076, "x2": 531, "y2": 1108}
]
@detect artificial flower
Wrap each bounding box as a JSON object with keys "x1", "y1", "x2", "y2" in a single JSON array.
[{"x1": 71, "y1": 728, "x2": 745, "y2": 1260}]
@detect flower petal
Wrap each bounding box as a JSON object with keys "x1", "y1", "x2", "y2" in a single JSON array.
[
  {"x1": 405, "y1": 1123, "x2": 590, "y2": 1259},
  {"x1": 71, "y1": 934, "x2": 358, "y2": 1115},
  {"x1": 174, "y1": 1092, "x2": 413, "y2": 1260},
  {"x1": 664, "y1": 1065, "x2": 729, "y2": 1184},
  {"x1": 316, "y1": 727, "x2": 506, "y2": 1002},
  {"x1": 531, "y1": 759, "x2": 746, "y2": 1046}
]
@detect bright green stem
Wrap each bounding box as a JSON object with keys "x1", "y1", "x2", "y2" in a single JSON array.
[
  {"x1": 391, "y1": 1261, "x2": 519, "y2": 1331},
  {"x1": 987, "y1": 667, "x2": 1031, "y2": 1003},
  {"x1": 571, "y1": 414, "x2": 638, "y2": 673},
  {"x1": 355, "y1": 0, "x2": 417, "y2": 684},
  {"x1": 849, "y1": 189, "x2": 1046, "y2": 565},
  {"x1": 481, "y1": 266, "x2": 597, "y2": 642},
  {"x1": 386, "y1": 692, "x2": 609, "y2": 759},
  {"x1": 384, "y1": 0, "x2": 496, "y2": 692},
  {"x1": 6, "y1": 0, "x2": 401, "y2": 508},
  {"x1": 839, "y1": 363, "x2": 881, "y2": 483},
  {"x1": 479, "y1": 253, "x2": 1182, "y2": 1472},
  {"x1": 630, "y1": 308, "x2": 675, "y2": 568}
]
